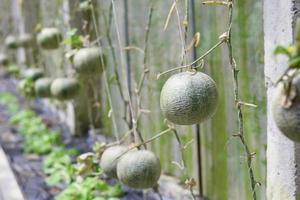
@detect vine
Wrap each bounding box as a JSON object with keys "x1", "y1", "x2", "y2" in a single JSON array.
[
  {"x1": 204, "y1": 0, "x2": 259, "y2": 199},
  {"x1": 157, "y1": 0, "x2": 260, "y2": 199},
  {"x1": 164, "y1": 1, "x2": 197, "y2": 199}
]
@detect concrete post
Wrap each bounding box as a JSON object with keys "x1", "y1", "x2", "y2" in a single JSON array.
[{"x1": 264, "y1": 0, "x2": 300, "y2": 199}]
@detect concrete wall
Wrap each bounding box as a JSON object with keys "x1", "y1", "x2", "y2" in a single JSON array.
[{"x1": 265, "y1": 0, "x2": 300, "y2": 199}]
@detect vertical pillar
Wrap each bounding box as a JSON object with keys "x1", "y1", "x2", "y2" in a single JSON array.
[{"x1": 264, "y1": 0, "x2": 300, "y2": 199}]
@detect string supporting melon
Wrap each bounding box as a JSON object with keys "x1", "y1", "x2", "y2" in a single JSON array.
[
  {"x1": 160, "y1": 71, "x2": 218, "y2": 125},
  {"x1": 117, "y1": 150, "x2": 161, "y2": 189},
  {"x1": 73, "y1": 47, "x2": 105, "y2": 75},
  {"x1": 51, "y1": 78, "x2": 80, "y2": 100},
  {"x1": 35, "y1": 78, "x2": 52, "y2": 98},
  {"x1": 37, "y1": 28, "x2": 62, "y2": 50},
  {"x1": 100, "y1": 145, "x2": 128, "y2": 179},
  {"x1": 272, "y1": 74, "x2": 300, "y2": 142}
]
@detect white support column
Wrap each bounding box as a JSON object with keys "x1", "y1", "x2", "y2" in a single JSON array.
[{"x1": 264, "y1": 0, "x2": 300, "y2": 199}]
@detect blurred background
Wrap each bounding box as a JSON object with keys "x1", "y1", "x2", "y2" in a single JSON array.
[{"x1": 0, "y1": 0, "x2": 265, "y2": 199}]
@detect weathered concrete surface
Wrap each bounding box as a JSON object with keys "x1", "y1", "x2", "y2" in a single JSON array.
[
  {"x1": 0, "y1": 146, "x2": 24, "y2": 200},
  {"x1": 265, "y1": 0, "x2": 300, "y2": 199}
]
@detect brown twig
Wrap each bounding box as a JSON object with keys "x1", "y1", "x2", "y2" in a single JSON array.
[
  {"x1": 223, "y1": 1, "x2": 258, "y2": 199},
  {"x1": 101, "y1": 2, "x2": 130, "y2": 128},
  {"x1": 90, "y1": 3, "x2": 120, "y2": 139},
  {"x1": 135, "y1": 2, "x2": 154, "y2": 125},
  {"x1": 181, "y1": 0, "x2": 189, "y2": 66},
  {"x1": 172, "y1": 129, "x2": 196, "y2": 200},
  {"x1": 136, "y1": 3, "x2": 154, "y2": 95},
  {"x1": 157, "y1": 38, "x2": 225, "y2": 79},
  {"x1": 114, "y1": 128, "x2": 173, "y2": 162}
]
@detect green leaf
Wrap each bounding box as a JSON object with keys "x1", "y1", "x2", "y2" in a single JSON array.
[
  {"x1": 273, "y1": 46, "x2": 290, "y2": 57},
  {"x1": 92, "y1": 197, "x2": 106, "y2": 200},
  {"x1": 103, "y1": 184, "x2": 124, "y2": 197},
  {"x1": 289, "y1": 56, "x2": 300, "y2": 68},
  {"x1": 63, "y1": 29, "x2": 83, "y2": 49}
]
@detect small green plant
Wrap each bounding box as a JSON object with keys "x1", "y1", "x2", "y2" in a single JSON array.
[
  {"x1": 55, "y1": 177, "x2": 123, "y2": 200},
  {"x1": 10, "y1": 109, "x2": 60, "y2": 154},
  {"x1": 274, "y1": 45, "x2": 300, "y2": 68},
  {"x1": 43, "y1": 148, "x2": 78, "y2": 186},
  {"x1": 63, "y1": 29, "x2": 83, "y2": 49},
  {"x1": 0, "y1": 93, "x2": 124, "y2": 199},
  {"x1": 272, "y1": 18, "x2": 300, "y2": 142},
  {"x1": 0, "y1": 92, "x2": 19, "y2": 114}
]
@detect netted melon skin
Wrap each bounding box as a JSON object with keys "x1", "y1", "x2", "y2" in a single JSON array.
[
  {"x1": 50, "y1": 78, "x2": 80, "y2": 100},
  {"x1": 73, "y1": 48, "x2": 105, "y2": 75},
  {"x1": 100, "y1": 146, "x2": 128, "y2": 179},
  {"x1": 272, "y1": 75, "x2": 300, "y2": 142},
  {"x1": 35, "y1": 78, "x2": 52, "y2": 98},
  {"x1": 37, "y1": 28, "x2": 62, "y2": 50},
  {"x1": 160, "y1": 71, "x2": 218, "y2": 125},
  {"x1": 117, "y1": 150, "x2": 161, "y2": 189}
]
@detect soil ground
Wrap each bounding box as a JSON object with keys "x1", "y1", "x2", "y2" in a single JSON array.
[{"x1": 0, "y1": 73, "x2": 169, "y2": 200}]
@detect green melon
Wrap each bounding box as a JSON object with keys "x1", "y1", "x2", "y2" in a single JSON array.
[
  {"x1": 51, "y1": 78, "x2": 80, "y2": 100},
  {"x1": 100, "y1": 145, "x2": 128, "y2": 179},
  {"x1": 117, "y1": 150, "x2": 161, "y2": 189},
  {"x1": 0, "y1": 54, "x2": 9, "y2": 66},
  {"x1": 24, "y1": 68, "x2": 44, "y2": 81},
  {"x1": 160, "y1": 71, "x2": 218, "y2": 125},
  {"x1": 35, "y1": 78, "x2": 52, "y2": 98},
  {"x1": 272, "y1": 75, "x2": 300, "y2": 142},
  {"x1": 5, "y1": 35, "x2": 19, "y2": 49},
  {"x1": 19, "y1": 33, "x2": 34, "y2": 48},
  {"x1": 37, "y1": 28, "x2": 62, "y2": 50},
  {"x1": 73, "y1": 47, "x2": 105, "y2": 75}
]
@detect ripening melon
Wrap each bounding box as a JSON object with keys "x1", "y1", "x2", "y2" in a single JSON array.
[
  {"x1": 5, "y1": 35, "x2": 19, "y2": 49},
  {"x1": 37, "y1": 28, "x2": 62, "y2": 50},
  {"x1": 73, "y1": 47, "x2": 105, "y2": 75},
  {"x1": 19, "y1": 33, "x2": 34, "y2": 48},
  {"x1": 100, "y1": 145, "x2": 128, "y2": 179},
  {"x1": 24, "y1": 68, "x2": 44, "y2": 81},
  {"x1": 35, "y1": 78, "x2": 52, "y2": 98},
  {"x1": 160, "y1": 71, "x2": 218, "y2": 125},
  {"x1": 51, "y1": 78, "x2": 80, "y2": 100},
  {"x1": 0, "y1": 54, "x2": 9, "y2": 66},
  {"x1": 117, "y1": 150, "x2": 161, "y2": 189},
  {"x1": 272, "y1": 74, "x2": 300, "y2": 142}
]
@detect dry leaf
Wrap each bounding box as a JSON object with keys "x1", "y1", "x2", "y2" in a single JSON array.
[
  {"x1": 280, "y1": 81, "x2": 297, "y2": 108},
  {"x1": 186, "y1": 32, "x2": 201, "y2": 51},
  {"x1": 123, "y1": 46, "x2": 144, "y2": 54},
  {"x1": 163, "y1": 1, "x2": 176, "y2": 31},
  {"x1": 202, "y1": 1, "x2": 230, "y2": 6}
]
